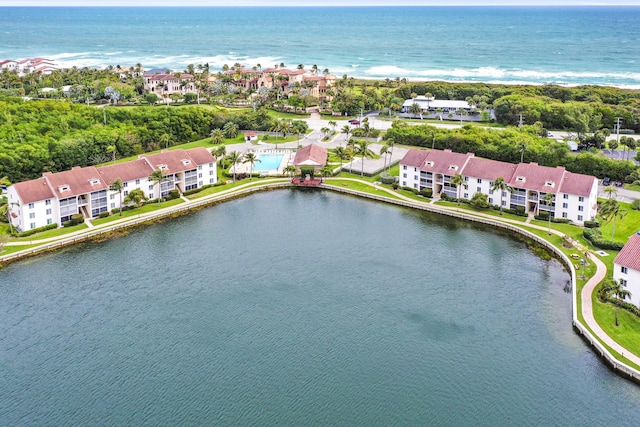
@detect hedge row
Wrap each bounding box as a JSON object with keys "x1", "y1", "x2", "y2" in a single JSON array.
[
  {"x1": 583, "y1": 228, "x2": 624, "y2": 251},
  {"x1": 16, "y1": 223, "x2": 58, "y2": 237}
]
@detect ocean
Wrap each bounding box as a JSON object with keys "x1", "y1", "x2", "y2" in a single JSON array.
[{"x1": 1, "y1": 6, "x2": 640, "y2": 88}]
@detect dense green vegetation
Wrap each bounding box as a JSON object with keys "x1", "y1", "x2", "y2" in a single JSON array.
[{"x1": 0, "y1": 98, "x2": 282, "y2": 182}]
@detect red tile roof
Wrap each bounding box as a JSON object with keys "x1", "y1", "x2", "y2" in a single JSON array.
[
  {"x1": 294, "y1": 144, "x2": 327, "y2": 167},
  {"x1": 558, "y1": 171, "x2": 597, "y2": 197},
  {"x1": 400, "y1": 149, "x2": 429, "y2": 168},
  {"x1": 11, "y1": 177, "x2": 55, "y2": 204},
  {"x1": 185, "y1": 147, "x2": 216, "y2": 165},
  {"x1": 509, "y1": 163, "x2": 566, "y2": 193},
  {"x1": 146, "y1": 73, "x2": 194, "y2": 81},
  {"x1": 614, "y1": 233, "x2": 640, "y2": 272},
  {"x1": 462, "y1": 157, "x2": 517, "y2": 181},
  {"x1": 97, "y1": 158, "x2": 155, "y2": 184},
  {"x1": 422, "y1": 149, "x2": 474, "y2": 175},
  {"x1": 44, "y1": 166, "x2": 108, "y2": 197}
]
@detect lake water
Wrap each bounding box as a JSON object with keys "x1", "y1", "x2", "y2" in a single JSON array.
[{"x1": 1, "y1": 190, "x2": 639, "y2": 425}]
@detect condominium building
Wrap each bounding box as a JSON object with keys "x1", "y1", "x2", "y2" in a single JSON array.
[
  {"x1": 7, "y1": 148, "x2": 216, "y2": 232},
  {"x1": 400, "y1": 148, "x2": 598, "y2": 224},
  {"x1": 613, "y1": 232, "x2": 640, "y2": 307}
]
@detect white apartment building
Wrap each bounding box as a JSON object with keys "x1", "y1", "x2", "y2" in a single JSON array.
[
  {"x1": 7, "y1": 147, "x2": 216, "y2": 232},
  {"x1": 613, "y1": 232, "x2": 640, "y2": 307},
  {"x1": 400, "y1": 148, "x2": 598, "y2": 225}
]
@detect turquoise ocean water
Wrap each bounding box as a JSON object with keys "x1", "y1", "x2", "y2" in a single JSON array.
[{"x1": 1, "y1": 6, "x2": 640, "y2": 87}]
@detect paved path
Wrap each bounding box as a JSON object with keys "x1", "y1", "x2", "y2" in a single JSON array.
[{"x1": 581, "y1": 254, "x2": 640, "y2": 366}]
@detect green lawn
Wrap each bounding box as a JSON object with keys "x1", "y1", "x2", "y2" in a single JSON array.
[
  {"x1": 90, "y1": 198, "x2": 185, "y2": 226},
  {"x1": 324, "y1": 180, "x2": 403, "y2": 200},
  {"x1": 435, "y1": 201, "x2": 529, "y2": 222},
  {"x1": 599, "y1": 200, "x2": 640, "y2": 242},
  {"x1": 624, "y1": 183, "x2": 640, "y2": 192},
  {"x1": 13, "y1": 223, "x2": 89, "y2": 242}
]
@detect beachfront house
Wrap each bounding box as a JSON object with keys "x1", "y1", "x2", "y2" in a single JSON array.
[
  {"x1": 400, "y1": 96, "x2": 475, "y2": 120},
  {"x1": 7, "y1": 148, "x2": 216, "y2": 232},
  {"x1": 144, "y1": 72, "x2": 196, "y2": 100},
  {"x1": 399, "y1": 148, "x2": 598, "y2": 224},
  {"x1": 613, "y1": 232, "x2": 640, "y2": 307}
]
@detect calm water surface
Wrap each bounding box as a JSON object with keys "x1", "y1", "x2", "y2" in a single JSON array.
[{"x1": 1, "y1": 190, "x2": 639, "y2": 425}]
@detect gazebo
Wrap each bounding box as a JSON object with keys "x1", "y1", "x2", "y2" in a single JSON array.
[{"x1": 292, "y1": 144, "x2": 328, "y2": 186}]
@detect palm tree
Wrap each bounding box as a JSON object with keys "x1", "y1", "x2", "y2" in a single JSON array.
[
  {"x1": 490, "y1": 177, "x2": 513, "y2": 215},
  {"x1": 284, "y1": 164, "x2": 297, "y2": 178},
  {"x1": 599, "y1": 198, "x2": 628, "y2": 241},
  {"x1": 159, "y1": 133, "x2": 172, "y2": 149},
  {"x1": 603, "y1": 185, "x2": 617, "y2": 200},
  {"x1": 227, "y1": 151, "x2": 242, "y2": 181},
  {"x1": 333, "y1": 146, "x2": 350, "y2": 176},
  {"x1": 279, "y1": 119, "x2": 293, "y2": 148},
  {"x1": 148, "y1": 169, "x2": 167, "y2": 206},
  {"x1": 214, "y1": 145, "x2": 227, "y2": 159},
  {"x1": 450, "y1": 173, "x2": 467, "y2": 206},
  {"x1": 109, "y1": 178, "x2": 125, "y2": 216},
  {"x1": 319, "y1": 165, "x2": 333, "y2": 181},
  {"x1": 379, "y1": 144, "x2": 390, "y2": 170},
  {"x1": 385, "y1": 138, "x2": 395, "y2": 171},
  {"x1": 321, "y1": 127, "x2": 330, "y2": 140},
  {"x1": 341, "y1": 125, "x2": 352, "y2": 144},
  {"x1": 328, "y1": 120, "x2": 337, "y2": 132},
  {"x1": 123, "y1": 188, "x2": 147, "y2": 208},
  {"x1": 542, "y1": 192, "x2": 555, "y2": 235},
  {"x1": 210, "y1": 128, "x2": 225, "y2": 145},
  {"x1": 600, "y1": 278, "x2": 631, "y2": 326},
  {"x1": 355, "y1": 140, "x2": 375, "y2": 178},
  {"x1": 243, "y1": 152, "x2": 260, "y2": 180},
  {"x1": 222, "y1": 121, "x2": 239, "y2": 138},
  {"x1": 409, "y1": 102, "x2": 422, "y2": 119}
]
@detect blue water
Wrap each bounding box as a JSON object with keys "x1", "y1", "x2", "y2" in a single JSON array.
[
  {"x1": 257, "y1": 153, "x2": 284, "y2": 170},
  {"x1": 1, "y1": 6, "x2": 639, "y2": 87}
]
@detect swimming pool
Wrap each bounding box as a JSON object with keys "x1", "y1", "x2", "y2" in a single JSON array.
[{"x1": 256, "y1": 153, "x2": 284, "y2": 171}]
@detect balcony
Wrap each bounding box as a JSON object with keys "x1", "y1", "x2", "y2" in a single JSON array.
[{"x1": 510, "y1": 195, "x2": 526, "y2": 205}]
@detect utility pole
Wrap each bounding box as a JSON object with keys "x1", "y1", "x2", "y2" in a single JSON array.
[{"x1": 615, "y1": 117, "x2": 622, "y2": 143}]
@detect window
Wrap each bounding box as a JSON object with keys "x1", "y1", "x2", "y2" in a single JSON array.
[
  {"x1": 413, "y1": 183, "x2": 418, "y2": 189},
  {"x1": 477, "y1": 178, "x2": 482, "y2": 184},
  {"x1": 45, "y1": 199, "x2": 51, "y2": 206},
  {"x1": 149, "y1": 193, "x2": 154, "y2": 199},
  {"x1": 209, "y1": 178, "x2": 215, "y2": 184},
  {"x1": 210, "y1": 170, "x2": 214, "y2": 176},
  {"x1": 28, "y1": 203, "x2": 34, "y2": 209},
  {"x1": 578, "y1": 206, "x2": 584, "y2": 211},
  {"x1": 30, "y1": 222, "x2": 36, "y2": 229},
  {"x1": 403, "y1": 165, "x2": 407, "y2": 170},
  {"x1": 111, "y1": 202, "x2": 115, "y2": 209},
  {"x1": 464, "y1": 176, "x2": 469, "y2": 182},
  {"x1": 47, "y1": 218, "x2": 52, "y2": 225},
  {"x1": 489, "y1": 198, "x2": 493, "y2": 204},
  {"x1": 402, "y1": 181, "x2": 406, "y2": 186},
  {"x1": 110, "y1": 194, "x2": 115, "y2": 200},
  {"x1": 562, "y1": 203, "x2": 568, "y2": 209},
  {"x1": 464, "y1": 193, "x2": 469, "y2": 199},
  {"x1": 477, "y1": 187, "x2": 481, "y2": 193},
  {"x1": 198, "y1": 165, "x2": 202, "y2": 170},
  {"x1": 621, "y1": 279, "x2": 628, "y2": 287},
  {"x1": 562, "y1": 212, "x2": 568, "y2": 218},
  {"x1": 46, "y1": 208, "x2": 51, "y2": 215},
  {"x1": 209, "y1": 162, "x2": 214, "y2": 168},
  {"x1": 563, "y1": 194, "x2": 569, "y2": 199},
  {"x1": 149, "y1": 185, "x2": 154, "y2": 191},
  {"x1": 579, "y1": 196, "x2": 584, "y2": 202},
  {"x1": 29, "y1": 212, "x2": 35, "y2": 219},
  {"x1": 403, "y1": 173, "x2": 407, "y2": 178},
  {"x1": 124, "y1": 190, "x2": 129, "y2": 196},
  {"x1": 136, "y1": 179, "x2": 140, "y2": 185},
  {"x1": 577, "y1": 215, "x2": 583, "y2": 221},
  {"x1": 123, "y1": 182, "x2": 128, "y2": 187},
  {"x1": 502, "y1": 200, "x2": 506, "y2": 206},
  {"x1": 414, "y1": 175, "x2": 418, "y2": 180},
  {"x1": 621, "y1": 266, "x2": 628, "y2": 274}
]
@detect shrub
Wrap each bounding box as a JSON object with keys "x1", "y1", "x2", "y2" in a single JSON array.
[
  {"x1": 583, "y1": 220, "x2": 600, "y2": 228},
  {"x1": 551, "y1": 218, "x2": 572, "y2": 224},
  {"x1": 419, "y1": 188, "x2": 433, "y2": 198},
  {"x1": 631, "y1": 199, "x2": 640, "y2": 210},
  {"x1": 379, "y1": 172, "x2": 396, "y2": 185},
  {"x1": 583, "y1": 228, "x2": 624, "y2": 251},
  {"x1": 470, "y1": 192, "x2": 490, "y2": 209},
  {"x1": 440, "y1": 193, "x2": 449, "y2": 201},
  {"x1": 98, "y1": 211, "x2": 110, "y2": 218},
  {"x1": 392, "y1": 182, "x2": 399, "y2": 190},
  {"x1": 535, "y1": 212, "x2": 549, "y2": 221},
  {"x1": 69, "y1": 214, "x2": 84, "y2": 225},
  {"x1": 17, "y1": 223, "x2": 58, "y2": 237}
]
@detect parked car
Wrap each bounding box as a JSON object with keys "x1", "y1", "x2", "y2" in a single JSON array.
[
  {"x1": 348, "y1": 119, "x2": 360, "y2": 125},
  {"x1": 602, "y1": 177, "x2": 611, "y2": 185}
]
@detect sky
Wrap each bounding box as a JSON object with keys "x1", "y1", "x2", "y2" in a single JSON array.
[{"x1": 1, "y1": 0, "x2": 640, "y2": 6}]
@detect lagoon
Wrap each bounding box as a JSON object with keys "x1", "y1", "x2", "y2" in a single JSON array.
[{"x1": 1, "y1": 190, "x2": 639, "y2": 425}]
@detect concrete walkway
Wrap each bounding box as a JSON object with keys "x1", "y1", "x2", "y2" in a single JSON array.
[{"x1": 581, "y1": 254, "x2": 640, "y2": 366}]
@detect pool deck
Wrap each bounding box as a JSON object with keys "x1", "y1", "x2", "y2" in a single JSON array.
[{"x1": 231, "y1": 149, "x2": 296, "y2": 176}]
